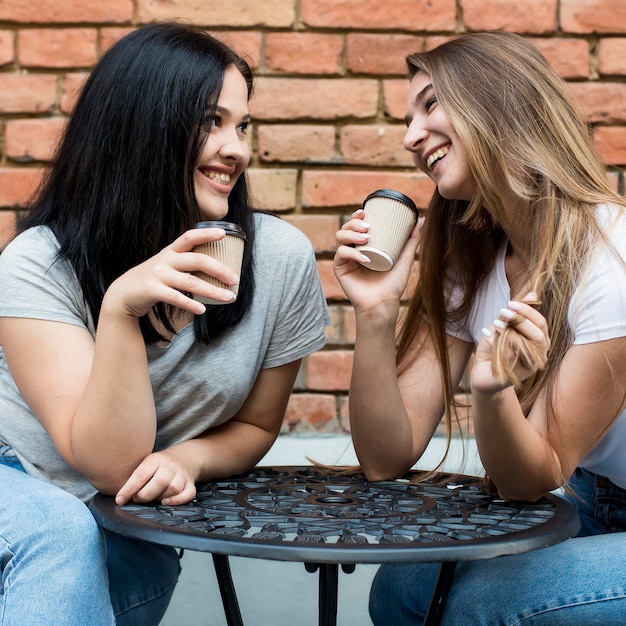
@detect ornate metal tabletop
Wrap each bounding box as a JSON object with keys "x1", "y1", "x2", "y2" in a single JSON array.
[{"x1": 90, "y1": 465, "x2": 580, "y2": 564}]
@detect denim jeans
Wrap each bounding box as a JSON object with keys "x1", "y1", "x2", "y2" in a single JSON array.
[
  {"x1": 369, "y1": 467, "x2": 626, "y2": 625},
  {"x1": 0, "y1": 449, "x2": 181, "y2": 625}
]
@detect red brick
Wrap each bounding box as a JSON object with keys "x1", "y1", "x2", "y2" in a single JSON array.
[
  {"x1": 60, "y1": 72, "x2": 88, "y2": 114},
  {"x1": 462, "y1": 0, "x2": 558, "y2": 33},
  {"x1": 0, "y1": 168, "x2": 45, "y2": 207},
  {"x1": 607, "y1": 170, "x2": 622, "y2": 193},
  {"x1": 251, "y1": 78, "x2": 378, "y2": 120},
  {"x1": 137, "y1": 0, "x2": 296, "y2": 27},
  {"x1": 340, "y1": 125, "x2": 414, "y2": 167},
  {"x1": 18, "y1": 28, "x2": 97, "y2": 68},
  {"x1": 425, "y1": 36, "x2": 455, "y2": 51},
  {"x1": 317, "y1": 260, "x2": 345, "y2": 301},
  {"x1": 306, "y1": 350, "x2": 354, "y2": 391},
  {"x1": 324, "y1": 306, "x2": 343, "y2": 346},
  {"x1": 302, "y1": 170, "x2": 435, "y2": 209},
  {"x1": 5, "y1": 118, "x2": 66, "y2": 162},
  {"x1": 0, "y1": 31, "x2": 14, "y2": 66},
  {"x1": 302, "y1": 0, "x2": 456, "y2": 31},
  {"x1": 0, "y1": 211, "x2": 17, "y2": 250},
  {"x1": 281, "y1": 214, "x2": 340, "y2": 254},
  {"x1": 567, "y1": 82, "x2": 626, "y2": 124},
  {"x1": 561, "y1": 0, "x2": 626, "y2": 34},
  {"x1": 283, "y1": 393, "x2": 339, "y2": 433},
  {"x1": 598, "y1": 38, "x2": 626, "y2": 76},
  {"x1": 384, "y1": 79, "x2": 412, "y2": 121},
  {"x1": 346, "y1": 34, "x2": 423, "y2": 76},
  {"x1": 247, "y1": 168, "x2": 298, "y2": 211},
  {"x1": 0, "y1": 0, "x2": 132, "y2": 22},
  {"x1": 594, "y1": 126, "x2": 626, "y2": 166},
  {"x1": 265, "y1": 33, "x2": 343, "y2": 74},
  {"x1": 324, "y1": 305, "x2": 356, "y2": 346},
  {"x1": 101, "y1": 27, "x2": 134, "y2": 53},
  {"x1": 257, "y1": 125, "x2": 336, "y2": 163},
  {"x1": 338, "y1": 395, "x2": 350, "y2": 432},
  {"x1": 212, "y1": 31, "x2": 262, "y2": 70},
  {"x1": 0, "y1": 74, "x2": 56, "y2": 113},
  {"x1": 529, "y1": 38, "x2": 589, "y2": 79}
]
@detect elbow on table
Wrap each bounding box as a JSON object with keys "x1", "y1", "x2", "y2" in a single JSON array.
[
  {"x1": 360, "y1": 459, "x2": 412, "y2": 482},
  {"x1": 495, "y1": 481, "x2": 554, "y2": 503}
]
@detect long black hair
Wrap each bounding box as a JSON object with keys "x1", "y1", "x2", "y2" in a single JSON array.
[{"x1": 20, "y1": 22, "x2": 256, "y2": 344}]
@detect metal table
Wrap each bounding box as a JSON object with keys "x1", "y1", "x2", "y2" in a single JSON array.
[{"x1": 89, "y1": 466, "x2": 580, "y2": 626}]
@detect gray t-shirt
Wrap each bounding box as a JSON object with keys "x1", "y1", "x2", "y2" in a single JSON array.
[{"x1": 0, "y1": 212, "x2": 329, "y2": 501}]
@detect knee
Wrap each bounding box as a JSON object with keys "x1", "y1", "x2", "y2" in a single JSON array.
[
  {"x1": 32, "y1": 490, "x2": 104, "y2": 559},
  {"x1": 370, "y1": 564, "x2": 434, "y2": 626}
]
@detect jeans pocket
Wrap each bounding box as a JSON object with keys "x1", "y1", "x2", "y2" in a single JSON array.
[{"x1": 0, "y1": 442, "x2": 26, "y2": 472}]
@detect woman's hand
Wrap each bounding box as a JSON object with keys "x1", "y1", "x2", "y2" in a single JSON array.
[
  {"x1": 333, "y1": 209, "x2": 422, "y2": 314},
  {"x1": 471, "y1": 292, "x2": 550, "y2": 394},
  {"x1": 115, "y1": 448, "x2": 197, "y2": 506},
  {"x1": 103, "y1": 226, "x2": 240, "y2": 319}
]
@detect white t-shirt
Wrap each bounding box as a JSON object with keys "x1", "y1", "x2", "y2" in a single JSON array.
[
  {"x1": 0, "y1": 212, "x2": 329, "y2": 502},
  {"x1": 446, "y1": 205, "x2": 626, "y2": 488}
]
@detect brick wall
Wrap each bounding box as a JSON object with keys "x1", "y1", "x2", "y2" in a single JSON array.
[{"x1": 1, "y1": 0, "x2": 625, "y2": 434}]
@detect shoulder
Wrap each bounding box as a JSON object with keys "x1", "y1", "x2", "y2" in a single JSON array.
[
  {"x1": 1, "y1": 226, "x2": 58, "y2": 257},
  {"x1": 0, "y1": 226, "x2": 61, "y2": 272}
]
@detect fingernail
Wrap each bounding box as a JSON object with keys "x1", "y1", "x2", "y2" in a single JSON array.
[
  {"x1": 500, "y1": 308, "x2": 516, "y2": 320},
  {"x1": 359, "y1": 254, "x2": 371, "y2": 263},
  {"x1": 493, "y1": 319, "x2": 507, "y2": 329},
  {"x1": 354, "y1": 208, "x2": 365, "y2": 215},
  {"x1": 229, "y1": 274, "x2": 239, "y2": 285},
  {"x1": 360, "y1": 222, "x2": 370, "y2": 229},
  {"x1": 508, "y1": 301, "x2": 522, "y2": 311},
  {"x1": 482, "y1": 327, "x2": 493, "y2": 338},
  {"x1": 356, "y1": 233, "x2": 369, "y2": 242}
]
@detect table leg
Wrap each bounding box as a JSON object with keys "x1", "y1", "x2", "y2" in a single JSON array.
[
  {"x1": 212, "y1": 554, "x2": 244, "y2": 626},
  {"x1": 305, "y1": 562, "x2": 340, "y2": 626},
  {"x1": 423, "y1": 561, "x2": 457, "y2": 626}
]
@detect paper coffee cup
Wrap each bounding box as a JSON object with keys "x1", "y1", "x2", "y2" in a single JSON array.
[
  {"x1": 356, "y1": 189, "x2": 419, "y2": 271},
  {"x1": 192, "y1": 221, "x2": 246, "y2": 305}
]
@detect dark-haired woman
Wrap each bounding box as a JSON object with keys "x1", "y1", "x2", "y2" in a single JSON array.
[{"x1": 0, "y1": 22, "x2": 327, "y2": 624}]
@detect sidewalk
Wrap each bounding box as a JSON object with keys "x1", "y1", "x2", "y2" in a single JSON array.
[{"x1": 160, "y1": 434, "x2": 482, "y2": 626}]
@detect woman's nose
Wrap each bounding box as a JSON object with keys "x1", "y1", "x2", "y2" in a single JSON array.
[
  {"x1": 403, "y1": 119, "x2": 427, "y2": 153},
  {"x1": 219, "y1": 129, "x2": 249, "y2": 162}
]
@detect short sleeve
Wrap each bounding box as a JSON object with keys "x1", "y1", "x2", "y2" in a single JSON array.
[
  {"x1": 253, "y1": 215, "x2": 329, "y2": 369},
  {"x1": 0, "y1": 227, "x2": 94, "y2": 333},
  {"x1": 570, "y1": 208, "x2": 626, "y2": 345}
]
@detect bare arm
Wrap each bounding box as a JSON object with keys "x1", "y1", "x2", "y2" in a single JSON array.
[
  {"x1": 472, "y1": 299, "x2": 626, "y2": 501},
  {"x1": 334, "y1": 210, "x2": 473, "y2": 480},
  {"x1": 0, "y1": 227, "x2": 242, "y2": 491},
  {"x1": 114, "y1": 359, "x2": 301, "y2": 504}
]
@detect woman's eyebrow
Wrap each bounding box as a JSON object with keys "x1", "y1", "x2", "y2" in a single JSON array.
[
  {"x1": 413, "y1": 82, "x2": 433, "y2": 106},
  {"x1": 214, "y1": 105, "x2": 251, "y2": 121}
]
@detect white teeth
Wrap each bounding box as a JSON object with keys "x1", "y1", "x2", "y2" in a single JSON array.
[
  {"x1": 426, "y1": 146, "x2": 450, "y2": 170},
  {"x1": 207, "y1": 171, "x2": 231, "y2": 184}
]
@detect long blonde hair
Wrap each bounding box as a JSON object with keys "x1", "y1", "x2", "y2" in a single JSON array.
[{"x1": 398, "y1": 32, "x2": 626, "y2": 469}]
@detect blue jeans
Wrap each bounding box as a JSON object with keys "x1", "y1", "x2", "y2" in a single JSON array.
[
  {"x1": 369, "y1": 468, "x2": 626, "y2": 625},
  {"x1": 0, "y1": 451, "x2": 181, "y2": 625}
]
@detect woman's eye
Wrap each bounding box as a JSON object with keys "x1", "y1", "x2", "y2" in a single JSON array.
[
  {"x1": 424, "y1": 96, "x2": 438, "y2": 112},
  {"x1": 204, "y1": 115, "x2": 220, "y2": 130},
  {"x1": 237, "y1": 121, "x2": 250, "y2": 135}
]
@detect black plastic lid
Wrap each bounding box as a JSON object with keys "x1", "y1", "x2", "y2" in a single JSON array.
[
  {"x1": 193, "y1": 221, "x2": 247, "y2": 239},
  {"x1": 364, "y1": 189, "x2": 418, "y2": 214}
]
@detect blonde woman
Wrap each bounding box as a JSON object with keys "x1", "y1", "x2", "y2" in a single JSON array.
[{"x1": 335, "y1": 31, "x2": 626, "y2": 624}]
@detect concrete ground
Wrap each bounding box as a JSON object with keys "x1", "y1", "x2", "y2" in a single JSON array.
[{"x1": 159, "y1": 434, "x2": 482, "y2": 626}]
